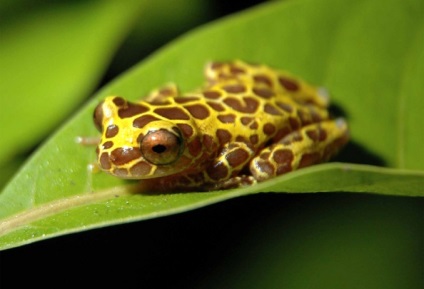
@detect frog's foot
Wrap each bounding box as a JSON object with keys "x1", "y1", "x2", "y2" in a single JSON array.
[
  {"x1": 202, "y1": 175, "x2": 257, "y2": 191},
  {"x1": 87, "y1": 162, "x2": 100, "y2": 173},
  {"x1": 250, "y1": 118, "x2": 349, "y2": 182},
  {"x1": 144, "y1": 83, "x2": 179, "y2": 104},
  {"x1": 203, "y1": 141, "x2": 255, "y2": 184},
  {"x1": 317, "y1": 86, "x2": 330, "y2": 106}
]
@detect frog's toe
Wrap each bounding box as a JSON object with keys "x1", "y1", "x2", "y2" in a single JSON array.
[
  {"x1": 317, "y1": 86, "x2": 330, "y2": 106},
  {"x1": 335, "y1": 117, "x2": 348, "y2": 128}
]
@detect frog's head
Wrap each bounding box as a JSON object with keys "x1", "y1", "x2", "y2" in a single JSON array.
[{"x1": 93, "y1": 96, "x2": 198, "y2": 179}]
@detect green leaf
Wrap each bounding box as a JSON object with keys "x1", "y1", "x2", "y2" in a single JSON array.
[
  {"x1": 0, "y1": 0, "x2": 144, "y2": 165},
  {"x1": 0, "y1": 0, "x2": 423, "y2": 250}
]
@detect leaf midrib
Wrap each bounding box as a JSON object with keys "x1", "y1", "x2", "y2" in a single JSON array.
[{"x1": 0, "y1": 185, "x2": 136, "y2": 237}]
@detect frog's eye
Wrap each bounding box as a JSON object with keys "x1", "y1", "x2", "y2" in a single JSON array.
[{"x1": 140, "y1": 129, "x2": 183, "y2": 165}]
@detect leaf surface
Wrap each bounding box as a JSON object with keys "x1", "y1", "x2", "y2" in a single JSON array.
[{"x1": 0, "y1": 0, "x2": 423, "y2": 250}]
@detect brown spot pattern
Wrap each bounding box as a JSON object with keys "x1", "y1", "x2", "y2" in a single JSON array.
[
  {"x1": 229, "y1": 66, "x2": 246, "y2": 74},
  {"x1": 250, "y1": 134, "x2": 259, "y2": 145},
  {"x1": 241, "y1": 116, "x2": 253, "y2": 126},
  {"x1": 112, "y1": 97, "x2": 125, "y2": 106},
  {"x1": 177, "y1": 155, "x2": 193, "y2": 167},
  {"x1": 203, "y1": 90, "x2": 221, "y2": 99},
  {"x1": 273, "y1": 149, "x2": 294, "y2": 164},
  {"x1": 130, "y1": 161, "x2": 153, "y2": 176},
  {"x1": 149, "y1": 99, "x2": 171, "y2": 106},
  {"x1": 276, "y1": 101, "x2": 293, "y2": 113},
  {"x1": 223, "y1": 84, "x2": 246, "y2": 93},
  {"x1": 207, "y1": 162, "x2": 228, "y2": 181},
  {"x1": 253, "y1": 74, "x2": 273, "y2": 87},
  {"x1": 257, "y1": 160, "x2": 275, "y2": 176},
  {"x1": 202, "y1": 134, "x2": 215, "y2": 151},
  {"x1": 273, "y1": 127, "x2": 291, "y2": 142},
  {"x1": 223, "y1": 97, "x2": 242, "y2": 112},
  {"x1": 159, "y1": 87, "x2": 174, "y2": 97},
  {"x1": 102, "y1": 141, "x2": 113, "y2": 149},
  {"x1": 260, "y1": 152, "x2": 270, "y2": 160},
  {"x1": 299, "y1": 153, "x2": 321, "y2": 168},
  {"x1": 110, "y1": 147, "x2": 142, "y2": 165},
  {"x1": 282, "y1": 131, "x2": 304, "y2": 145},
  {"x1": 118, "y1": 102, "x2": 149, "y2": 118},
  {"x1": 276, "y1": 162, "x2": 292, "y2": 175},
  {"x1": 218, "y1": 114, "x2": 236, "y2": 123},
  {"x1": 105, "y1": 125, "x2": 119, "y2": 138},
  {"x1": 174, "y1": 96, "x2": 198, "y2": 104},
  {"x1": 289, "y1": 117, "x2": 300, "y2": 130},
  {"x1": 113, "y1": 168, "x2": 128, "y2": 177},
  {"x1": 184, "y1": 104, "x2": 210, "y2": 120},
  {"x1": 210, "y1": 62, "x2": 224, "y2": 69},
  {"x1": 223, "y1": 97, "x2": 259, "y2": 113},
  {"x1": 297, "y1": 110, "x2": 311, "y2": 125},
  {"x1": 177, "y1": 123, "x2": 194, "y2": 138},
  {"x1": 278, "y1": 76, "x2": 299, "y2": 91},
  {"x1": 133, "y1": 115, "x2": 159, "y2": 128},
  {"x1": 243, "y1": 97, "x2": 260, "y2": 113},
  {"x1": 226, "y1": 149, "x2": 249, "y2": 168},
  {"x1": 253, "y1": 87, "x2": 274, "y2": 99},
  {"x1": 216, "y1": 129, "x2": 232, "y2": 145},
  {"x1": 235, "y1": 136, "x2": 249, "y2": 144},
  {"x1": 306, "y1": 128, "x2": 327, "y2": 142},
  {"x1": 206, "y1": 101, "x2": 225, "y2": 112},
  {"x1": 249, "y1": 121, "x2": 259, "y2": 130},
  {"x1": 100, "y1": 152, "x2": 111, "y2": 170},
  {"x1": 263, "y1": 123, "x2": 276, "y2": 135},
  {"x1": 187, "y1": 137, "x2": 202, "y2": 157},
  {"x1": 264, "y1": 104, "x2": 282, "y2": 116},
  {"x1": 154, "y1": 107, "x2": 190, "y2": 120}
]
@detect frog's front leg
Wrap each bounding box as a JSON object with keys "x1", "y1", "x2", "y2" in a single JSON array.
[
  {"x1": 250, "y1": 118, "x2": 349, "y2": 181},
  {"x1": 203, "y1": 142, "x2": 256, "y2": 190}
]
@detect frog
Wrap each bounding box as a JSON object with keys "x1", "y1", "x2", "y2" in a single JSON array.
[{"x1": 92, "y1": 60, "x2": 349, "y2": 191}]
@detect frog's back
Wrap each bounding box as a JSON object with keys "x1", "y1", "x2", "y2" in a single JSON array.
[{"x1": 186, "y1": 60, "x2": 331, "y2": 152}]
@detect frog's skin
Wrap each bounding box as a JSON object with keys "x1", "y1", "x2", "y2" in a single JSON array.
[{"x1": 93, "y1": 60, "x2": 349, "y2": 191}]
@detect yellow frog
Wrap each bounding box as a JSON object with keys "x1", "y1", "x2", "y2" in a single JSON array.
[{"x1": 92, "y1": 60, "x2": 349, "y2": 191}]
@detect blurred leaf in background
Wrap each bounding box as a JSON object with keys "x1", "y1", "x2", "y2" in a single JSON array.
[{"x1": 0, "y1": 0, "x2": 140, "y2": 163}]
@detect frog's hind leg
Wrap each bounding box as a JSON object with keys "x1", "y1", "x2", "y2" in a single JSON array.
[
  {"x1": 143, "y1": 83, "x2": 179, "y2": 104},
  {"x1": 204, "y1": 60, "x2": 253, "y2": 84},
  {"x1": 250, "y1": 118, "x2": 349, "y2": 182}
]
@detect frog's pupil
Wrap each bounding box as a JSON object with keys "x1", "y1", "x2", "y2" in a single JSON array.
[{"x1": 152, "y1": 144, "x2": 166, "y2": 153}]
